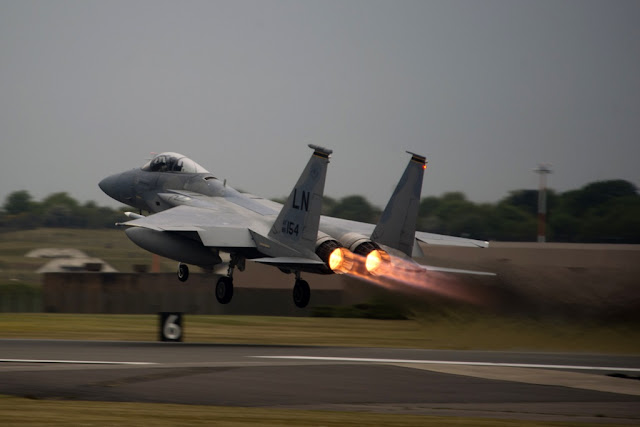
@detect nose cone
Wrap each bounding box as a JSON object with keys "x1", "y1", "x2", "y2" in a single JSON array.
[{"x1": 99, "y1": 174, "x2": 121, "y2": 201}]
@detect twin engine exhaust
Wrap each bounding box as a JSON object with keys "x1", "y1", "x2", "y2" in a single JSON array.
[{"x1": 317, "y1": 242, "x2": 391, "y2": 276}]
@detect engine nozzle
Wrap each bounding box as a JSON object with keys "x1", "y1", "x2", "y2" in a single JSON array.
[
  {"x1": 315, "y1": 238, "x2": 355, "y2": 274},
  {"x1": 364, "y1": 249, "x2": 391, "y2": 276},
  {"x1": 328, "y1": 247, "x2": 355, "y2": 274}
]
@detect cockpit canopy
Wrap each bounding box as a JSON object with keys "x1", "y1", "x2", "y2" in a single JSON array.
[{"x1": 141, "y1": 152, "x2": 209, "y2": 174}]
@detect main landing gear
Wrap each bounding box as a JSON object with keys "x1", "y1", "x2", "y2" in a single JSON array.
[
  {"x1": 178, "y1": 260, "x2": 311, "y2": 308},
  {"x1": 177, "y1": 263, "x2": 189, "y2": 282},
  {"x1": 216, "y1": 276, "x2": 233, "y2": 304},
  {"x1": 216, "y1": 255, "x2": 243, "y2": 305},
  {"x1": 292, "y1": 272, "x2": 310, "y2": 308}
]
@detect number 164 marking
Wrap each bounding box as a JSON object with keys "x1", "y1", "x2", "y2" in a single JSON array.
[{"x1": 282, "y1": 220, "x2": 299, "y2": 236}]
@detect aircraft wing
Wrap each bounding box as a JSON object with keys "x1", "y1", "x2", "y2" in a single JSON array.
[
  {"x1": 127, "y1": 204, "x2": 489, "y2": 250},
  {"x1": 121, "y1": 204, "x2": 258, "y2": 248},
  {"x1": 319, "y1": 216, "x2": 488, "y2": 248}
]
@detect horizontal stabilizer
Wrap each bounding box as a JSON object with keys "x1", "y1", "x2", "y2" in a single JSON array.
[
  {"x1": 251, "y1": 256, "x2": 328, "y2": 274},
  {"x1": 415, "y1": 231, "x2": 489, "y2": 248},
  {"x1": 252, "y1": 257, "x2": 325, "y2": 265},
  {"x1": 124, "y1": 212, "x2": 145, "y2": 220},
  {"x1": 421, "y1": 264, "x2": 496, "y2": 276}
]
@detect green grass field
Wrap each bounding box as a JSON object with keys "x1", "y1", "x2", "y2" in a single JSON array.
[
  {"x1": 1, "y1": 313, "x2": 638, "y2": 353},
  {"x1": 3, "y1": 395, "x2": 622, "y2": 427}
]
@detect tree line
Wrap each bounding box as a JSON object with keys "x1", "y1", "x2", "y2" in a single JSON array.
[
  {"x1": 1, "y1": 179, "x2": 639, "y2": 243},
  {"x1": 0, "y1": 191, "x2": 123, "y2": 230}
]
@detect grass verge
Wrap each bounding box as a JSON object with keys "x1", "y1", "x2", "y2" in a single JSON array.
[
  {"x1": 0, "y1": 313, "x2": 638, "y2": 353},
  {"x1": 0, "y1": 395, "x2": 615, "y2": 427}
]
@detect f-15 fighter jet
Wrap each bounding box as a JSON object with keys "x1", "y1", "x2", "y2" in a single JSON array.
[{"x1": 99, "y1": 145, "x2": 489, "y2": 308}]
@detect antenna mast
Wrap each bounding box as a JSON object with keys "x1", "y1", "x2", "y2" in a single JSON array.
[{"x1": 533, "y1": 164, "x2": 552, "y2": 243}]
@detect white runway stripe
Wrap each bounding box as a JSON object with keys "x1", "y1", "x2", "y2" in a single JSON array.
[
  {"x1": 252, "y1": 356, "x2": 640, "y2": 372},
  {"x1": 0, "y1": 359, "x2": 155, "y2": 365}
]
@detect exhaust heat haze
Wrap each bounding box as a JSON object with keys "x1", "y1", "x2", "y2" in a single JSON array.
[{"x1": 343, "y1": 252, "x2": 489, "y2": 305}]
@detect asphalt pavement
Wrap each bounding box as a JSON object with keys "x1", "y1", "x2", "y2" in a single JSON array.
[{"x1": 1, "y1": 339, "x2": 639, "y2": 423}]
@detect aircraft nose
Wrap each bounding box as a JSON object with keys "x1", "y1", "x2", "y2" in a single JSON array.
[{"x1": 99, "y1": 174, "x2": 121, "y2": 201}]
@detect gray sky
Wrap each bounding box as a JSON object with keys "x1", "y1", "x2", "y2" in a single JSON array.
[{"x1": 1, "y1": 0, "x2": 639, "y2": 209}]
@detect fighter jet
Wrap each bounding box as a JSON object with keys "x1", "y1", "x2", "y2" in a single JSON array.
[{"x1": 99, "y1": 145, "x2": 489, "y2": 308}]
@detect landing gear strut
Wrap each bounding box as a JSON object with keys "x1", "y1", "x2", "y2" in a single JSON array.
[
  {"x1": 177, "y1": 263, "x2": 189, "y2": 282},
  {"x1": 215, "y1": 255, "x2": 242, "y2": 304},
  {"x1": 292, "y1": 272, "x2": 310, "y2": 308}
]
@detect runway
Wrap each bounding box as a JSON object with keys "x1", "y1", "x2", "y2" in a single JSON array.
[{"x1": 1, "y1": 339, "x2": 639, "y2": 423}]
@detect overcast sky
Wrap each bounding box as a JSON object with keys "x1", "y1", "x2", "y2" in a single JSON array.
[{"x1": 1, "y1": 0, "x2": 638, "y2": 209}]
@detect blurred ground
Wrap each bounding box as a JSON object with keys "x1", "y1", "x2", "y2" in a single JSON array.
[
  {"x1": 412, "y1": 242, "x2": 640, "y2": 321},
  {"x1": 2, "y1": 229, "x2": 639, "y2": 322}
]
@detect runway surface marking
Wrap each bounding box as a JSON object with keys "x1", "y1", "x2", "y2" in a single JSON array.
[
  {"x1": 252, "y1": 356, "x2": 640, "y2": 372},
  {"x1": 0, "y1": 359, "x2": 156, "y2": 365},
  {"x1": 391, "y1": 363, "x2": 640, "y2": 396}
]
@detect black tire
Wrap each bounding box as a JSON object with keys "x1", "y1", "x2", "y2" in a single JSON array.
[
  {"x1": 216, "y1": 276, "x2": 234, "y2": 304},
  {"x1": 177, "y1": 263, "x2": 189, "y2": 282},
  {"x1": 293, "y1": 279, "x2": 310, "y2": 308}
]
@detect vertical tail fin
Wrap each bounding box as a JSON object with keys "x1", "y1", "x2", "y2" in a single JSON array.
[
  {"x1": 371, "y1": 152, "x2": 426, "y2": 257},
  {"x1": 268, "y1": 145, "x2": 332, "y2": 254}
]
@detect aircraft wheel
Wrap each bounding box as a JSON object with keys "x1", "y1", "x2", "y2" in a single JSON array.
[
  {"x1": 293, "y1": 279, "x2": 310, "y2": 308},
  {"x1": 216, "y1": 276, "x2": 234, "y2": 304},
  {"x1": 177, "y1": 263, "x2": 189, "y2": 282}
]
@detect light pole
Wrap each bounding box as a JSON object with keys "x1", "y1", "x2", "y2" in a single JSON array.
[{"x1": 533, "y1": 164, "x2": 552, "y2": 243}]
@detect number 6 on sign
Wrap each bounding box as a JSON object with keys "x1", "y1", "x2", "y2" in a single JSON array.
[{"x1": 159, "y1": 312, "x2": 183, "y2": 342}]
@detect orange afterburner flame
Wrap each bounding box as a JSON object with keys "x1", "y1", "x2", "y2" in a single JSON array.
[
  {"x1": 342, "y1": 252, "x2": 489, "y2": 305},
  {"x1": 365, "y1": 249, "x2": 391, "y2": 275},
  {"x1": 328, "y1": 247, "x2": 355, "y2": 274}
]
